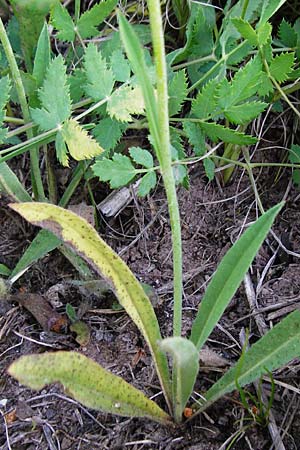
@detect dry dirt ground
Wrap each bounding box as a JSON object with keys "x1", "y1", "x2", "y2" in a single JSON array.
[{"x1": 1, "y1": 117, "x2": 300, "y2": 449}]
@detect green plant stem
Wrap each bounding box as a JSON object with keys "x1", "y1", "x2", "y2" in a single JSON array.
[
  {"x1": 240, "y1": 0, "x2": 250, "y2": 20},
  {"x1": 147, "y1": 0, "x2": 183, "y2": 340},
  {"x1": 0, "y1": 18, "x2": 45, "y2": 201},
  {"x1": 4, "y1": 116, "x2": 24, "y2": 124}
]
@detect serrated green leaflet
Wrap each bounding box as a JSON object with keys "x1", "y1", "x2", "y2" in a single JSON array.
[
  {"x1": 191, "y1": 78, "x2": 218, "y2": 120},
  {"x1": 269, "y1": 52, "x2": 295, "y2": 83},
  {"x1": 190, "y1": 203, "x2": 283, "y2": 351},
  {"x1": 224, "y1": 101, "x2": 267, "y2": 125},
  {"x1": 195, "y1": 310, "x2": 300, "y2": 412},
  {"x1": 138, "y1": 171, "x2": 157, "y2": 197},
  {"x1": 51, "y1": 1, "x2": 75, "y2": 42},
  {"x1": 168, "y1": 70, "x2": 187, "y2": 117},
  {"x1": 93, "y1": 118, "x2": 127, "y2": 151},
  {"x1": 199, "y1": 122, "x2": 257, "y2": 145},
  {"x1": 93, "y1": 154, "x2": 136, "y2": 188},
  {"x1": 129, "y1": 147, "x2": 153, "y2": 169},
  {"x1": 231, "y1": 18, "x2": 257, "y2": 46},
  {"x1": 77, "y1": 0, "x2": 117, "y2": 39},
  {"x1": 8, "y1": 351, "x2": 171, "y2": 424},
  {"x1": 278, "y1": 19, "x2": 297, "y2": 47},
  {"x1": 110, "y1": 49, "x2": 131, "y2": 82},
  {"x1": 183, "y1": 122, "x2": 205, "y2": 156},
  {"x1": 83, "y1": 44, "x2": 114, "y2": 101},
  {"x1": 9, "y1": 202, "x2": 171, "y2": 406},
  {"x1": 30, "y1": 55, "x2": 71, "y2": 131},
  {"x1": 161, "y1": 337, "x2": 199, "y2": 423}
]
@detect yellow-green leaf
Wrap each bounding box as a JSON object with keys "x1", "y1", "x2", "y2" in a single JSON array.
[
  {"x1": 8, "y1": 351, "x2": 171, "y2": 424},
  {"x1": 9, "y1": 202, "x2": 171, "y2": 407},
  {"x1": 61, "y1": 119, "x2": 104, "y2": 161}
]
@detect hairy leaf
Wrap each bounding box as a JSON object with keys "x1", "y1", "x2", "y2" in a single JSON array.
[
  {"x1": 129, "y1": 147, "x2": 153, "y2": 169},
  {"x1": 9, "y1": 203, "x2": 171, "y2": 406},
  {"x1": 77, "y1": 0, "x2": 118, "y2": 39},
  {"x1": 168, "y1": 70, "x2": 187, "y2": 117},
  {"x1": 83, "y1": 44, "x2": 114, "y2": 101},
  {"x1": 199, "y1": 122, "x2": 257, "y2": 145},
  {"x1": 137, "y1": 171, "x2": 157, "y2": 197},
  {"x1": 93, "y1": 117, "x2": 127, "y2": 151},
  {"x1": 197, "y1": 310, "x2": 300, "y2": 411},
  {"x1": 107, "y1": 84, "x2": 144, "y2": 122},
  {"x1": 51, "y1": 1, "x2": 75, "y2": 42},
  {"x1": 224, "y1": 101, "x2": 267, "y2": 125},
  {"x1": 161, "y1": 337, "x2": 199, "y2": 421},
  {"x1": 30, "y1": 55, "x2": 71, "y2": 131},
  {"x1": 8, "y1": 351, "x2": 171, "y2": 423},
  {"x1": 190, "y1": 203, "x2": 283, "y2": 351},
  {"x1": 61, "y1": 119, "x2": 104, "y2": 162},
  {"x1": 269, "y1": 52, "x2": 295, "y2": 83},
  {"x1": 93, "y1": 154, "x2": 136, "y2": 188}
]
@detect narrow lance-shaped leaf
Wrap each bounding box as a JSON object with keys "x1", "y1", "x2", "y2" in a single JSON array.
[
  {"x1": 161, "y1": 337, "x2": 199, "y2": 422},
  {"x1": 33, "y1": 22, "x2": 51, "y2": 88},
  {"x1": 193, "y1": 310, "x2": 300, "y2": 412},
  {"x1": 118, "y1": 13, "x2": 160, "y2": 156},
  {"x1": 190, "y1": 203, "x2": 283, "y2": 351},
  {"x1": 0, "y1": 162, "x2": 31, "y2": 202},
  {"x1": 8, "y1": 351, "x2": 171, "y2": 424},
  {"x1": 258, "y1": 0, "x2": 287, "y2": 26},
  {"x1": 9, "y1": 203, "x2": 172, "y2": 407}
]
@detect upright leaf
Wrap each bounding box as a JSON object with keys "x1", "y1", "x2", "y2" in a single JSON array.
[
  {"x1": 161, "y1": 337, "x2": 199, "y2": 422},
  {"x1": 83, "y1": 44, "x2": 114, "y2": 101},
  {"x1": 110, "y1": 49, "x2": 131, "y2": 82},
  {"x1": 10, "y1": 203, "x2": 172, "y2": 406},
  {"x1": 190, "y1": 203, "x2": 283, "y2": 351},
  {"x1": 93, "y1": 117, "x2": 127, "y2": 151},
  {"x1": 30, "y1": 55, "x2": 71, "y2": 131},
  {"x1": 196, "y1": 311, "x2": 300, "y2": 411},
  {"x1": 32, "y1": 22, "x2": 51, "y2": 89},
  {"x1": 191, "y1": 78, "x2": 219, "y2": 120},
  {"x1": 0, "y1": 162, "x2": 31, "y2": 201},
  {"x1": 278, "y1": 19, "x2": 297, "y2": 47},
  {"x1": 8, "y1": 351, "x2": 171, "y2": 424},
  {"x1": 231, "y1": 18, "x2": 258, "y2": 46}
]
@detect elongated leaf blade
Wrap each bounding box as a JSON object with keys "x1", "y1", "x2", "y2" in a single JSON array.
[
  {"x1": 118, "y1": 13, "x2": 160, "y2": 154},
  {"x1": 9, "y1": 203, "x2": 171, "y2": 405},
  {"x1": 161, "y1": 337, "x2": 199, "y2": 421},
  {"x1": 8, "y1": 351, "x2": 171, "y2": 424},
  {"x1": 33, "y1": 22, "x2": 51, "y2": 88},
  {"x1": 258, "y1": 0, "x2": 287, "y2": 25},
  {"x1": 190, "y1": 203, "x2": 283, "y2": 351},
  {"x1": 196, "y1": 310, "x2": 300, "y2": 411},
  {"x1": 0, "y1": 162, "x2": 32, "y2": 201}
]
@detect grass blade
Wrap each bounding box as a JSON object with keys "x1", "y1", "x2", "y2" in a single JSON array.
[
  {"x1": 8, "y1": 351, "x2": 171, "y2": 424},
  {"x1": 9, "y1": 202, "x2": 172, "y2": 407},
  {"x1": 190, "y1": 203, "x2": 283, "y2": 351}
]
